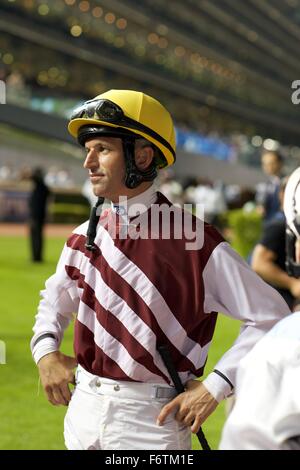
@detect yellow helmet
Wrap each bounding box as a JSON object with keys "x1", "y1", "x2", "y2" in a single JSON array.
[{"x1": 68, "y1": 89, "x2": 176, "y2": 168}]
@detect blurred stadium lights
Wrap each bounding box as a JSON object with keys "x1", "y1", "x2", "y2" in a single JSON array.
[
  {"x1": 251, "y1": 135, "x2": 263, "y2": 147},
  {"x1": 263, "y1": 138, "x2": 280, "y2": 151}
]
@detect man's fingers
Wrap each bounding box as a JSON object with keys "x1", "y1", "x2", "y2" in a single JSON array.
[
  {"x1": 183, "y1": 412, "x2": 195, "y2": 427},
  {"x1": 44, "y1": 380, "x2": 72, "y2": 406},
  {"x1": 191, "y1": 416, "x2": 202, "y2": 434},
  {"x1": 38, "y1": 353, "x2": 77, "y2": 406},
  {"x1": 52, "y1": 385, "x2": 68, "y2": 406},
  {"x1": 69, "y1": 373, "x2": 76, "y2": 386},
  {"x1": 156, "y1": 396, "x2": 180, "y2": 425},
  {"x1": 45, "y1": 386, "x2": 60, "y2": 406},
  {"x1": 60, "y1": 382, "x2": 72, "y2": 404},
  {"x1": 175, "y1": 407, "x2": 189, "y2": 422}
]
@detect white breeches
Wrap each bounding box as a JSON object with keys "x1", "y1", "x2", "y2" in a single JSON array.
[{"x1": 64, "y1": 365, "x2": 191, "y2": 450}]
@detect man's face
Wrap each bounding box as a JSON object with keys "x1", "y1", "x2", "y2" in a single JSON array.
[
  {"x1": 262, "y1": 152, "x2": 282, "y2": 177},
  {"x1": 83, "y1": 136, "x2": 126, "y2": 201}
]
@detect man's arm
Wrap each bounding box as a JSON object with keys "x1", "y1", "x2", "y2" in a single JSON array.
[
  {"x1": 31, "y1": 243, "x2": 79, "y2": 405},
  {"x1": 252, "y1": 243, "x2": 300, "y2": 298},
  {"x1": 157, "y1": 242, "x2": 291, "y2": 431}
]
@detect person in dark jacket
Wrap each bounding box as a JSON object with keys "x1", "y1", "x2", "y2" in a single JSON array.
[
  {"x1": 251, "y1": 178, "x2": 300, "y2": 310},
  {"x1": 28, "y1": 167, "x2": 50, "y2": 262},
  {"x1": 255, "y1": 150, "x2": 284, "y2": 222}
]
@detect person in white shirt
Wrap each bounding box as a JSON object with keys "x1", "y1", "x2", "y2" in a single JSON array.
[
  {"x1": 31, "y1": 90, "x2": 290, "y2": 450},
  {"x1": 219, "y1": 167, "x2": 300, "y2": 450}
]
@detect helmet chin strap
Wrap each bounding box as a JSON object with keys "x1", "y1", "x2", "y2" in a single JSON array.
[{"x1": 122, "y1": 137, "x2": 157, "y2": 189}]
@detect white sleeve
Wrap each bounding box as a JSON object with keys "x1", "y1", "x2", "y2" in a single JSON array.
[
  {"x1": 30, "y1": 244, "x2": 80, "y2": 364},
  {"x1": 219, "y1": 331, "x2": 300, "y2": 449},
  {"x1": 201, "y1": 242, "x2": 291, "y2": 401}
]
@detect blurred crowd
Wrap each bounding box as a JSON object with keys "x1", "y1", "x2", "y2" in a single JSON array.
[
  {"x1": 0, "y1": 163, "x2": 75, "y2": 189},
  {"x1": 157, "y1": 169, "x2": 255, "y2": 224},
  {"x1": 0, "y1": 149, "x2": 282, "y2": 228},
  {"x1": 0, "y1": 160, "x2": 255, "y2": 215}
]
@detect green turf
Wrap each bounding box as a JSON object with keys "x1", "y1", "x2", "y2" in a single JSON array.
[{"x1": 0, "y1": 235, "x2": 240, "y2": 450}]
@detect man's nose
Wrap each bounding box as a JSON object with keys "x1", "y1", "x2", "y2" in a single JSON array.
[{"x1": 83, "y1": 149, "x2": 98, "y2": 169}]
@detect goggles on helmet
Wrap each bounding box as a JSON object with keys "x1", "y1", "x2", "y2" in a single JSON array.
[{"x1": 71, "y1": 99, "x2": 175, "y2": 159}]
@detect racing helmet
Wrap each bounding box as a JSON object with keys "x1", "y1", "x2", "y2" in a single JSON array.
[
  {"x1": 68, "y1": 90, "x2": 176, "y2": 188},
  {"x1": 68, "y1": 90, "x2": 176, "y2": 250}
]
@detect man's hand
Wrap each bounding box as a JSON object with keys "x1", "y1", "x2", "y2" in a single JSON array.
[
  {"x1": 156, "y1": 380, "x2": 218, "y2": 433},
  {"x1": 37, "y1": 351, "x2": 77, "y2": 406}
]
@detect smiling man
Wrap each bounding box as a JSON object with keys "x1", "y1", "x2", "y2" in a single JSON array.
[{"x1": 31, "y1": 90, "x2": 290, "y2": 450}]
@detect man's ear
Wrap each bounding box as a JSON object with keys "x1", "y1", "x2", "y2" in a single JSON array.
[{"x1": 135, "y1": 145, "x2": 154, "y2": 171}]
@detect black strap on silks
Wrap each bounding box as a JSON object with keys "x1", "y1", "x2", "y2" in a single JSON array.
[
  {"x1": 122, "y1": 137, "x2": 157, "y2": 189},
  {"x1": 85, "y1": 197, "x2": 105, "y2": 251},
  {"x1": 157, "y1": 345, "x2": 211, "y2": 451}
]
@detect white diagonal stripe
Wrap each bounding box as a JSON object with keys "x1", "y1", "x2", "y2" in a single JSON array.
[
  {"x1": 65, "y1": 246, "x2": 170, "y2": 378},
  {"x1": 177, "y1": 341, "x2": 211, "y2": 385},
  {"x1": 93, "y1": 226, "x2": 204, "y2": 368},
  {"x1": 77, "y1": 302, "x2": 165, "y2": 383}
]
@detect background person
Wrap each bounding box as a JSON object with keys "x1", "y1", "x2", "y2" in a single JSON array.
[
  {"x1": 255, "y1": 150, "x2": 284, "y2": 222},
  {"x1": 251, "y1": 178, "x2": 300, "y2": 310},
  {"x1": 28, "y1": 167, "x2": 50, "y2": 262}
]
